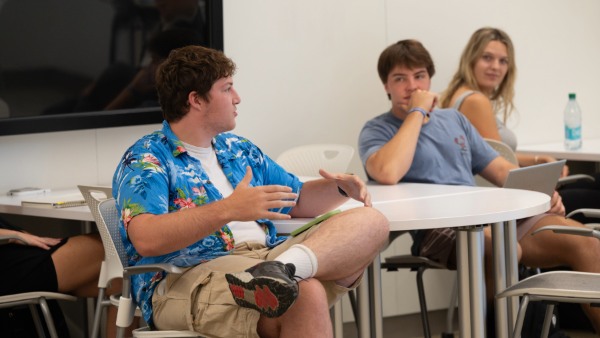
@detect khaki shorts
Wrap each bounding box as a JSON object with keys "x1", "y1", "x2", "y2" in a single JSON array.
[{"x1": 151, "y1": 223, "x2": 360, "y2": 338}]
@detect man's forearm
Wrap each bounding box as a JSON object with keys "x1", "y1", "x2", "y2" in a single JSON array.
[
  {"x1": 366, "y1": 113, "x2": 424, "y2": 184},
  {"x1": 128, "y1": 199, "x2": 235, "y2": 256}
]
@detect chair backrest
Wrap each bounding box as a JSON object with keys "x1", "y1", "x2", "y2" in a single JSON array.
[
  {"x1": 79, "y1": 185, "x2": 129, "y2": 282},
  {"x1": 475, "y1": 138, "x2": 518, "y2": 187},
  {"x1": 275, "y1": 143, "x2": 355, "y2": 177},
  {"x1": 78, "y1": 185, "x2": 127, "y2": 282},
  {"x1": 485, "y1": 138, "x2": 518, "y2": 165},
  {"x1": 78, "y1": 185, "x2": 113, "y2": 214},
  {"x1": 84, "y1": 191, "x2": 201, "y2": 337},
  {"x1": 98, "y1": 198, "x2": 130, "y2": 270}
]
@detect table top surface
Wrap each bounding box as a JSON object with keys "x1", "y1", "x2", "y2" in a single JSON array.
[
  {"x1": 0, "y1": 183, "x2": 550, "y2": 232},
  {"x1": 274, "y1": 183, "x2": 550, "y2": 233},
  {"x1": 518, "y1": 138, "x2": 600, "y2": 162},
  {"x1": 0, "y1": 188, "x2": 94, "y2": 222}
]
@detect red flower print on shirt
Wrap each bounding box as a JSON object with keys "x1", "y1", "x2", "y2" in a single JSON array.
[{"x1": 174, "y1": 197, "x2": 197, "y2": 209}]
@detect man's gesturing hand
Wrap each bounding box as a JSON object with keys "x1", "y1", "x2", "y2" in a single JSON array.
[{"x1": 225, "y1": 166, "x2": 298, "y2": 221}]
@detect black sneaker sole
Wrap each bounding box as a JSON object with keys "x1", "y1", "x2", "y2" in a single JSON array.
[{"x1": 225, "y1": 272, "x2": 298, "y2": 318}]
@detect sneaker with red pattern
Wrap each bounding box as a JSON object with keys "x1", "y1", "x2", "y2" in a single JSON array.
[{"x1": 225, "y1": 261, "x2": 299, "y2": 318}]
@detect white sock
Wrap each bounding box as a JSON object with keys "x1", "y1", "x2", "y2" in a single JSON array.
[{"x1": 275, "y1": 244, "x2": 318, "y2": 280}]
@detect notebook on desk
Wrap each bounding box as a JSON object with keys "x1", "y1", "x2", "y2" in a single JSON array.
[
  {"x1": 21, "y1": 193, "x2": 86, "y2": 209},
  {"x1": 502, "y1": 160, "x2": 566, "y2": 197}
]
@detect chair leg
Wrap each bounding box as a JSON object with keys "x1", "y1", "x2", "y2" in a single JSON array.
[
  {"x1": 441, "y1": 277, "x2": 458, "y2": 338},
  {"x1": 512, "y1": 295, "x2": 530, "y2": 338},
  {"x1": 117, "y1": 326, "x2": 126, "y2": 338},
  {"x1": 416, "y1": 267, "x2": 432, "y2": 338},
  {"x1": 38, "y1": 298, "x2": 59, "y2": 338},
  {"x1": 29, "y1": 303, "x2": 47, "y2": 338},
  {"x1": 541, "y1": 303, "x2": 556, "y2": 338},
  {"x1": 91, "y1": 287, "x2": 107, "y2": 338}
]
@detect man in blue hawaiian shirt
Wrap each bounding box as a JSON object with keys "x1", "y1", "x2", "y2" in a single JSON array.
[{"x1": 113, "y1": 45, "x2": 389, "y2": 338}]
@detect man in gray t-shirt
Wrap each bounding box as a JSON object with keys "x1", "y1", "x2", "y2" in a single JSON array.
[
  {"x1": 359, "y1": 39, "x2": 600, "y2": 332},
  {"x1": 358, "y1": 39, "x2": 565, "y2": 271}
]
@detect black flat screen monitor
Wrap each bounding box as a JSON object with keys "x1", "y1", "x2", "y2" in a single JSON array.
[{"x1": 0, "y1": 0, "x2": 223, "y2": 136}]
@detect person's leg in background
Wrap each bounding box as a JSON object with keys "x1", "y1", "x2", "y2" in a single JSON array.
[
  {"x1": 52, "y1": 233, "x2": 137, "y2": 338},
  {"x1": 559, "y1": 187, "x2": 600, "y2": 223}
]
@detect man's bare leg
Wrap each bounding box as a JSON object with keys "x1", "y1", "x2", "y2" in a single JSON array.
[{"x1": 300, "y1": 207, "x2": 389, "y2": 286}]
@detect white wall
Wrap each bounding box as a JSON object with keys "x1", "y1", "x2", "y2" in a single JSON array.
[
  {"x1": 384, "y1": 0, "x2": 600, "y2": 146},
  {"x1": 0, "y1": 124, "x2": 159, "y2": 193},
  {"x1": 223, "y1": 0, "x2": 390, "y2": 178},
  {"x1": 1, "y1": 0, "x2": 599, "y2": 322}
]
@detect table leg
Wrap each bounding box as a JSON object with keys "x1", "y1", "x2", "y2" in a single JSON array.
[
  {"x1": 356, "y1": 271, "x2": 371, "y2": 338},
  {"x1": 493, "y1": 222, "x2": 509, "y2": 338},
  {"x1": 456, "y1": 228, "x2": 472, "y2": 338},
  {"x1": 467, "y1": 226, "x2": 486, "y2": 338},
  {"x1": 368, "y1": 256, "x2": 383, "y2": 338},
  {"x1": 505, "y1": 220, "x2": 519, "y2": 328},
  {"x1": 493, "y1": 219, "x2": 521, "y2": 338}
]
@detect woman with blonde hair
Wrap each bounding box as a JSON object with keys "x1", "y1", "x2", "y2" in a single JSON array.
[
  {"x1": 440, "y1": 27, "x2": 520, "y2": 159},
  {"x1": 441, "y1": 26, "x2": 600, "y2": 222}
]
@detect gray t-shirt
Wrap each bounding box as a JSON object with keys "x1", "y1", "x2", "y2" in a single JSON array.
[
  {"x1": 358, "y1": 108, "x2": 499, "y2": 256},
  {"x1": 358, "y1": 108, "x2": 498, "y2": 186}
]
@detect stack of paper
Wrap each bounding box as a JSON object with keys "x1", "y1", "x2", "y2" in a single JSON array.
[{"x1": 21, "y1": 193, "x2": 86, "y2": 209}]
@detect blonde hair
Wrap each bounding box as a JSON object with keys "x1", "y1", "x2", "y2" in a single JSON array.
[{"x1": 440, "y1": 27, "x2": 517, "y2": 123}]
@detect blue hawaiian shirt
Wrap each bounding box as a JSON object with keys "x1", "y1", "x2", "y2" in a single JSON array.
[{"x1": 112, "y1": 121, "x2": 303, "y2": 327}]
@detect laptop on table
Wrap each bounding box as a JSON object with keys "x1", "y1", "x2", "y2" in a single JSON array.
[{"x1": 502, "y1": 159, "x2": 566, "y2": 196}]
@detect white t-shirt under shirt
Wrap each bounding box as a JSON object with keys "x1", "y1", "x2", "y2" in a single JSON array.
[{"x1": 183, "y1": 142, "x2": 267, "y2": 245}]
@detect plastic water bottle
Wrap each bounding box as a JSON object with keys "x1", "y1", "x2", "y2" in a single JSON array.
[{"x1": 564, "y1": 93, "x2": 582, "y2": 150}]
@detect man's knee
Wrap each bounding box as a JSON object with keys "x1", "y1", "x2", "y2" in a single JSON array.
[
  {"x1": 297, "y1": 279, "x2": 328, "y2": 305},
  {"x1": 353, "y1": 207, "x2": 390, "y2": 238}
]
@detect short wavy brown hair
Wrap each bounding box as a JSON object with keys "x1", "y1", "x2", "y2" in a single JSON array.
[
  {"x1": 377, "y1": 39, "x2": 436, "y2": 84},
  {"x1": 156, "y1": 45, "x2": 236, "y2": 122}
]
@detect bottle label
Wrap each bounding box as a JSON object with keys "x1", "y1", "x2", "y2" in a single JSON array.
[{"x1": 565, "y1": 125, "x2": 581, "y2": 140}]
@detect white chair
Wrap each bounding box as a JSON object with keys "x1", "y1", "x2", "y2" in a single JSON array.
[
  {"x1": 78, "y1": 185, "x2": 121, "y2": 338},
  {"x1": 475, "y1": 138, "x2": 519, "y2": 187},
  {"x1": 93, "y1": 197, "x2": 201, "y2": 338},
  {"x1": 0, "y1": 235, "x2": 77, "y2": 338},
  {"x1": 487, "y1": 138, "x2": 519, "y2": 164},
  {"x1": 275, "y1": 144, "x2": 355, "y2": 177}
]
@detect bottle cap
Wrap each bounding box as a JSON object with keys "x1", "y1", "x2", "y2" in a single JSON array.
[{"x1": 569, "y1": 93, "x2": 576, "y2": 99}]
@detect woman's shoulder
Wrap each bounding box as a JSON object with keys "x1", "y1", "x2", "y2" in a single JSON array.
[
  {"x1": 462, "y1": 90, "x2": 489, "y2": 103},
  {"x1": 457, "y1": 90, "x2": 493, "y2": 113}
]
